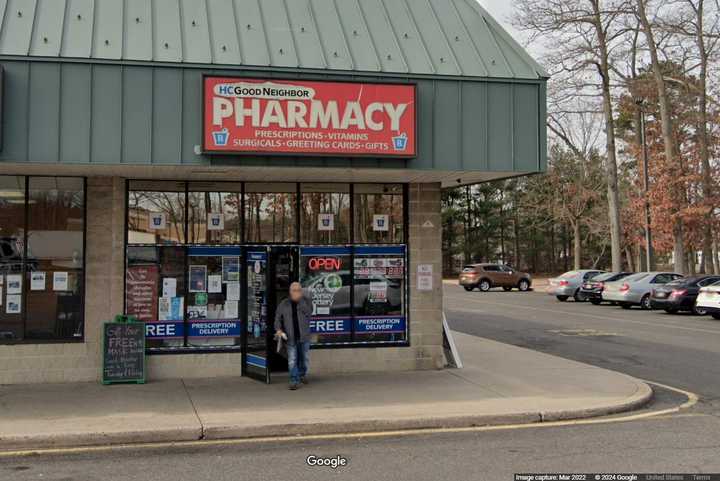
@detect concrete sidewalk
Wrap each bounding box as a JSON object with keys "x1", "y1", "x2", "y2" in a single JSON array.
[{"x1": 0, "y1": 332, "x2": 652, "y2": 450}]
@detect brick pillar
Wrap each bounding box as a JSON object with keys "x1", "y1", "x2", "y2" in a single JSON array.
[
  {"x1": 84, "y1": 177, "x2": 126, "y2": 368},
  {"x1": 407, "y1": 183, "x2": 444, "y2": 369}
]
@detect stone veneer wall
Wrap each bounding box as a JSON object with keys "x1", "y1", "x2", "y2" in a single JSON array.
[{"x1": 0, "y1": 179, "x2": 444, "y2": 384}]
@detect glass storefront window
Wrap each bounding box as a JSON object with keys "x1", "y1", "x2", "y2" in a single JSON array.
[
  {"x1": 0, "y1": 176, "x2": 85, "y2": 343},
  {"x1": 301, "y1": 184, "x2": 350, "y2": 244},
  {"x1": 299, "y1": 247, "x2": 353, "y2": 345},
  {"x1": 25, "y1": 177, "x2": 85, "y2": 340},
  {"x1": 185, "y1": 248, "x2": 242, "y2": 348},
  {"x1": 124, "y1": 181, "x2": 409, "y2": 351},
  {"x1": 126, "y1": 246, "x2": 185, "y2": 349},
  {"x1": 128, "y1": 181, "x2": 186, "y2": 244},
  {"x1": 188, "y1": 183, "x2": 243, "y2": 245},
  {"x1": 245, "y1": 183, "x2": 296, "y2": 243},
  {"x1": 0, "y1": 176, "x2": 26, "y2": 341},
  {"x1": 353, "y1": 246, "x2": 407, "y2": 343},
  {"x1": 354, "y1": 184, "x2": 404, "y2": 244}
]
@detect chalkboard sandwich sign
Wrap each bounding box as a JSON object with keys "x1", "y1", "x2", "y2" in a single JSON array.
[{"x1": 102, "y1": 315, "x2": 146, "y2": 385}]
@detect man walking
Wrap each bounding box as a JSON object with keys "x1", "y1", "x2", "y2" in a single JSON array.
[{"x1": 274, "y1": 282, "x2": 313, "y2": 390}]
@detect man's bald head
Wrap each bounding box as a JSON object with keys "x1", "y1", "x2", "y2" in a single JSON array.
[{"x1": 289, "y1": 282, "x2": 303, "y2": 302}]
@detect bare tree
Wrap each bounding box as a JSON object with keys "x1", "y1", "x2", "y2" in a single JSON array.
[
  {"x1": 514, "y1": 0, "x2": 629, "y2": 272},
  {"x1": 635, "y1": 0, "x2": 688, "y2": 274},
  {"x1": 658, "y1": 0, "x2": 720, "y2": 273}
]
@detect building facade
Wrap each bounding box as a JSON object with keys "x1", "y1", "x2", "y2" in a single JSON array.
[{"x1": 0, "y1": 0, "x2": 547, "y2": 384}]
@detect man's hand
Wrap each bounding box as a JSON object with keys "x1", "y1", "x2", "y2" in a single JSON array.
[{"x1": 276, "y1": 330, "x2": 285, "y2": 338}]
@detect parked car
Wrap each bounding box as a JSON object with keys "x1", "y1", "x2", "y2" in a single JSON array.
[
  {"x1": 602, "y1": 272, "x2": 684, "y2": 310},
  {"x1": 650, "y1": 275, "x2": 720, "y2": 315},
  {"x1": 579, "y1": 272, "x2": 634, "y2": 305},
  {"x1": 458, "y1": 264, "x2": 532, "y2": 292},
  {"x1": 547, "y1": 270, "x2": 605, "y2": 302},
  {"x1": 696, "y1": 281, "x2": 720, "y2": 320}
]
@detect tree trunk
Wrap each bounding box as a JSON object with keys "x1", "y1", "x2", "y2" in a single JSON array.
[
  {"x1": 464, "y1": 186, "x2": 470, "y2": 264},
  {"x1": 573, "y1": 221, "x2": 581, "y2": 270},
  {"x1": 695, "y1": 0, "x2": 715, "y2": 274},
  {"x1": 636, "y1": 0, "x2": 685, "y2": 274},
  {"x1": 592, "y1": 0, "x2": 623, "y2": 273},
  {"x1": 626, "y1": 247, "x2": 636, "y2": 273}
]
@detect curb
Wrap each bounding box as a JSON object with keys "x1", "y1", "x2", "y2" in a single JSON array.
[
  {"x1": 0, "y1": 426, "x2": 202, "y2": 452},
  {"x1": 0, "y1": 379, "x2": 653, "y2": 451},
  {"x1": 540, "y1": 376, "x2": 653, "y2": 421},
  {"x1": 203, "y1": 378, "x2": 653, "y2": 440}
]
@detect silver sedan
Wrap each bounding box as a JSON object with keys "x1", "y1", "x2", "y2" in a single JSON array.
[
  {"x1": 602, "y1": 272, "x2": 684, "y2": 310},
  {"x1": 546, "y1": 270, "x2": 605, "y2": 302}
]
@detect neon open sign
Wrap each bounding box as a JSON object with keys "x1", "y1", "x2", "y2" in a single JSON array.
[{"x1": 308, "y1": 258, "x2": 342, "y2": 271}]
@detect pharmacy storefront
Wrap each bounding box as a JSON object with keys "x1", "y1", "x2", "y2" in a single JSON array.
[{"x1": 0, "y1": 0, "x2": 546, "y2": 384}]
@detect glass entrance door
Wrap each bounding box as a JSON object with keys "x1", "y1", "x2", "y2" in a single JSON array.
[
  {"x1": 243, "y1": 249, "x2": 270, "y2": 382},
  {"x1": 242, "y1": 246, "x2": 299, "y2": 383},
  {"x1": 267, "y1": 246, "x2": 298, "y2": 373}
]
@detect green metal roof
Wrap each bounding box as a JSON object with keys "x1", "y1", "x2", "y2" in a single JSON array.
[{"x1": 0, "y1": 0, "x2": 547, "y2": 80}]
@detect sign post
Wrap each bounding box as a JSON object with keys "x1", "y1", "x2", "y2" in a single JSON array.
[{"x1": 102, "y1": 315, "x2": 146, "y2": 385}]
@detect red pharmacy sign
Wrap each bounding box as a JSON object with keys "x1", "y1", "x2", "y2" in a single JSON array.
[{"x1": 203, "y1": 77, "x2": 416, "y2": 157}]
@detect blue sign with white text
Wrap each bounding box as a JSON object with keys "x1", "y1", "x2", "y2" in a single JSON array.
[
  {"x1": 188, "y1": 320, "x2": 242, "y2": 338},
  {"x1": 355, "y1": 316, "x2": 406, "y2": 334},
  {"x1": 310, "y1": 317, "x2": 352, "y2": 335},
  {"x1": 145, "y1": 322, "x2": 184, "y2": 339}
]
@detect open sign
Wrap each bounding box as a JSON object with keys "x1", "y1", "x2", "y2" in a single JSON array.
[{"x1": 308, "y1": 258, "x2": 342, "y2": 271}]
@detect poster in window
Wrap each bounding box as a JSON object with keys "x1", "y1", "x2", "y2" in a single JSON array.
[
  {"x1": 6, "y1": 274, "x2": 21, "y2": 294},
  {"x1": 148, "y1": 212, "x2": 167, "y2": 230},
  {"x1": 158, "y1": 297, "x2": 184, "y2": 321},
  {"x1": 189, "y1": 265, "x2": 207, "y2": 293},
  {"x1": 125, "y1": 265, "x2": 159, "y2": 322},
  {"x1": 162, "y1": 278, "x2": 177, "y2": 298},
  {"x1": 188, "y1": 305, "x2": 208, "y2": 320},
  {"x1": 30, "y1": 272, "x2": 46, "y2": 291},
  {"x1": 369, "y1": 281, "x2": 388, "y2": 302},
  {"x1": 6, "y1": 294, "x2": 21, "y2": 314},
  {"x1": 226, "y1": 281, "x2": 240, "y2": 301},
  {"x1": 207, "y1": 213, "x2": 225, "y2": 231},
  {"x1": 222, "y1": 256, "x2": 240, "y2": 282},
  {"x1": 372, "y1": 214, "x2": 390, "y2": 232},
  {"x1": 208, "y1": 275, "x2": 222, "y2": 293},
  {"x1": 318, "y1": 213, "x2": 334, "y2": 231},
  {"x1": 224, "y1": 301, "x2": 239, "y2": 319},
  {"x1": 53, "y1": 272, "x2": 69, "y2": 291}
]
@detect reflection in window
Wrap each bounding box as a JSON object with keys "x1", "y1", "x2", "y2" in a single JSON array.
[
  {"x1": 353, "y1": 249, "x2": 406, "y2": 343},
  {"x1": 354, "y1": 184, "x2": 404, "y2": 244},
  {"x1": 25, "y1": 177, "x2": 85, "y2": 340},
  {"x1": 188, "y1": 184, "x2": 242, "y2": 245},
  {"x1": 0, "y1": 176, "x2": 26, "y2": 341},
  {"x1": 245, "y1": 184, "x2": 296, "y2": 243},
  {"x1": 0, "y1": 176, "x2": 85, "y2": 342},
  {"x1": 128, "y1": 181, "x2": 186, "y2": 244},
  {"x1": 301, "y1": 184, "x2": 350, "y2": 245}
]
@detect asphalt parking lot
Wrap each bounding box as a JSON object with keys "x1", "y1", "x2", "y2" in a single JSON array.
[{"x1": 444, "y1": 281, "x2": 720, "y2": 415}]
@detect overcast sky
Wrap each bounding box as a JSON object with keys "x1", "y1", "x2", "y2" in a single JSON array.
[{"x1": 477, "y1": 1, "x2": 540, "y2": 57}]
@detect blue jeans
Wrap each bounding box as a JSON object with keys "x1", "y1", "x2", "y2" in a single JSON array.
[{"x1": 288, "y1": 341, "x2": 311, "y2": 385}]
